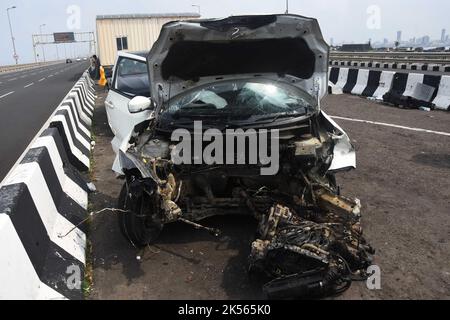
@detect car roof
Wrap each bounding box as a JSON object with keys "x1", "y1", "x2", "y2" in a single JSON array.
[{"x1": 117, "y1": 51, "x2": 148, "y2": 62}]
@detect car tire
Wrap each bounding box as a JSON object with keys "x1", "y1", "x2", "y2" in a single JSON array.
[{"x1": 117, "y1": 182, "x2": 163, "y2": 248}]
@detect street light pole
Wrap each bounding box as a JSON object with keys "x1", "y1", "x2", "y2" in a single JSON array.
[
  {"x1": 40, "y1": 24, "x2": 46, "y2": 62},
  {"x1": 7, "y1": 6, "x2": 19, "y2": 65},
  {"x1": 285, "y1": 0, "x2": 289, "y2": 14}
]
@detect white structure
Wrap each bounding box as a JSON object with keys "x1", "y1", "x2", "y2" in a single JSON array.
[{"x1": 96, "y1": 13, "x2": 201, "y2": 66}]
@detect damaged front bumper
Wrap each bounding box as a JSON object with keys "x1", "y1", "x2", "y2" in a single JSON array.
[{"x1": 115, "y1": 111, "x2": 373, "y2": 299}]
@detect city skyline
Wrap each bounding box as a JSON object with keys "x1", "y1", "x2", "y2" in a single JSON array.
[{"x1": 333, "y1": 27, "x2": 450, "y2": 48}]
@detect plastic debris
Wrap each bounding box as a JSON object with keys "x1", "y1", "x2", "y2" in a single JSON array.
[{"x1": 87, "y1": 182, "x2": 97, "y2": 192}]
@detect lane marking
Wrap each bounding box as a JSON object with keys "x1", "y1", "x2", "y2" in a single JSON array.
[
  {"x1": 48, "y1": 75, "x2": 54, "y2": 78},
  {"x1": 24, "y1": 83, "x2": 34, "y2": 88},
  {"x1": 0, "y1": 69, "x2": 92, "y2": 186},
  {"x1": 0, "y1": 91, "x2": 15, "y2": 99},
  {"x1": 38, "y1": 78, "x2": 46, "y2": 82},
  {"x1": 330, "y1": 115, "x2": 450, "y2": 137},
  {"x1": 8, "y1": 78, "x2": 17, "y2": 82}
]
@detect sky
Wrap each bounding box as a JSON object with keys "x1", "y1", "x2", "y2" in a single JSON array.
[{"x1": 1, "y1": 0, "x2": 449, "y2": 65}]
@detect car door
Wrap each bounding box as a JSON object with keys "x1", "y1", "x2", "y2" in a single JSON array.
[{"x1": 105, "y1": 56, "x2": 153, "y2": 154}]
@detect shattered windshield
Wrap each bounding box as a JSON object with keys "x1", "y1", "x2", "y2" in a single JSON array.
[{"x1": 164, "y1": 80, "x2": 316, "y2": 122}]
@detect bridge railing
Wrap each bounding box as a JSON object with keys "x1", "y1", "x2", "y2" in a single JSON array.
[
  {"x1": 330, "y1": 51, "x2": 450, "y2": 65},
  {"x1": 0, "y1": 61, "x2": 65, "y2": 74}
]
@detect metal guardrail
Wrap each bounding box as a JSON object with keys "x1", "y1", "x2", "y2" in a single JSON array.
[
  {"x1": 330, "y1": 51, "x2": 450, "y2": 65},
  {"x1": 0, "y1": 61, "x2": 64, "y2": 74}
]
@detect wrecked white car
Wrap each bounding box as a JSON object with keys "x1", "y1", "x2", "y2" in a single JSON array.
[
  {"x1": 114, "y1": 14, "x2": 374, "y2": 299},
  {"x1": 105, "y1": 51, "x2": 155, "y2": 173}
]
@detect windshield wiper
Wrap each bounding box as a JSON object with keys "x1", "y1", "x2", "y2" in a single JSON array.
[
  {"x1": 179, "y1": 102, "x2": 217, "y2": 111},
  {"x1": 234, "y1": 109, "x2": 309, "y2": 125}
]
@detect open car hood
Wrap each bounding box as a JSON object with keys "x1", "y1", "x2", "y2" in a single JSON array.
[{"x1": 147, "y1": 14, "x2": 329, "y2": 105}]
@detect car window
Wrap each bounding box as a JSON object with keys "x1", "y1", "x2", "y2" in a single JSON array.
[
  {"x1": 165, "y1": 80, "x2": 315, "y2": 119},
  {"x1": 115, "y1": 58, "x2": 150, "y2": 97}
]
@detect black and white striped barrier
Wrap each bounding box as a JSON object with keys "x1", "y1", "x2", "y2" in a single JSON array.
[
  {"x1": 330, "y1": 60, "x2": 450, "y2": 73},
  {"x1": 0, "y1": 71, "x2": 95, "y2": 300},
  {"x1": 49, "y1": 74, "x2": 95, "y2": 172},
  {"x1": 329, "y1": 67, "x2": 450, "y2": 111}
]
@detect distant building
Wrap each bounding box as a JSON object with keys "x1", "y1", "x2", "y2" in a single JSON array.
[
  {"x1": 96, "y1": 12, "x2": 201, "y2": 66},
  {"x1": 442, "y1": 29, "x2": 447, "y2": 42},
  {"x1": 397, "y1": 31, "x2": 402, "y2": 42},
  {"x1": 339, "y1": 43, "x2": 373, "y2": 52},
  {"x1": 330, "y1": 38, "x2": 334, "y2": 46}
]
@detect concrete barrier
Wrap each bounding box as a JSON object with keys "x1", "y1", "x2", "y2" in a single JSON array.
[
  {"x1": 433, "y1": 76, "x2": 450, "y2": 110},
  {"x1": 49, "y1": 110, "x2": 91, "y2": 172},
  {"x1": 329, "y1": 67, "x2": 339, "y2": 85},
  {"x1": 351, "y1": 69, "x2": 370, "y2": 96},
  {"x1": 403, "y1": 73, "x2": 424, "y2": 97},
  {"x1": 329, "y1": 60, "x2": 450, "y2": 72},
  {"x1": 372, "y1": 71, "x2": 395, "y2": 99},
  {"x1": 342, "y1": 68, "x2": 359, "y2": 93},
  {"x1": 335, "y1": 67, "x2": 350, "y2": 91},
  {"x1": 0, "y1": 71, "x2": 95, "y2": 300},
  {"x1": 423, "y1": 75, "x2": 442, "y2": 101},
  {"x1": 361, "y1": 70, "x2": 382, "y2": 97},
  {"x1": 329, "y1": 67, "x2": 450, "y2": 110},
  {"x1": 67, "y1": 91, "x2": 93, "y2": 127}
]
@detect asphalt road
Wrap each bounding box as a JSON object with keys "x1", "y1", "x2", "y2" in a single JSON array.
[
  {"x1": 88, "y1": 92, "x2": 450, "y2": 300},
  {"x1": 0, "y1": 61, "x2": 90, "y2": 181}
]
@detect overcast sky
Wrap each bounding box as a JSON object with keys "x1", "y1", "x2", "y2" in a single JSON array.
[{"x1": 1, "y1": 0, "x2": 449, "y2": 65}]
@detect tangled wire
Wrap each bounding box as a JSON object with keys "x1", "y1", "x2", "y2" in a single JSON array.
[{"x1": 250, "y1": 205, "x2": 375, "y2": 299}]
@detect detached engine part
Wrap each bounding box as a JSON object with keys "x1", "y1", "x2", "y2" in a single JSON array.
[{"x1": 249, "y1": 204, "x2": 374, "y2": 299}]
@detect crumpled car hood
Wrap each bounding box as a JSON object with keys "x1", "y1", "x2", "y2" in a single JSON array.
[{"x1": 147, "y1": 14, "x2": 329, "y2": 104}]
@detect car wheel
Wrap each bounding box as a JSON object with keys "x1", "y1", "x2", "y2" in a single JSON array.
[{"x1": 118, "y1": 182, "x2": 163, "y2": 248}]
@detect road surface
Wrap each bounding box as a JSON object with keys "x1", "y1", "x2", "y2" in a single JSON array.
[
  {"x1": 0, "y1": 61, "x2": 90, "y2": 181},
  {"x1": 88, "y1": 92, "x2": 450, "y2": 300}
]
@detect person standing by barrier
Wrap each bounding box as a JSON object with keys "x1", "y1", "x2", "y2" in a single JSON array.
[{"x1": 89, "y1": 55, "x2": 101, "y2": 80}]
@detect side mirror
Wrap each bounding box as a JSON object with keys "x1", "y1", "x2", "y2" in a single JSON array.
[{"x1": 128, "y1": 96, "x2": 154, "y2": 113}]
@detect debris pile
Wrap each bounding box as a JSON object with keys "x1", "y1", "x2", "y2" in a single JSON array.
[{"x1": 249, "y1": 197, "x2": 374, "y2": 299}]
